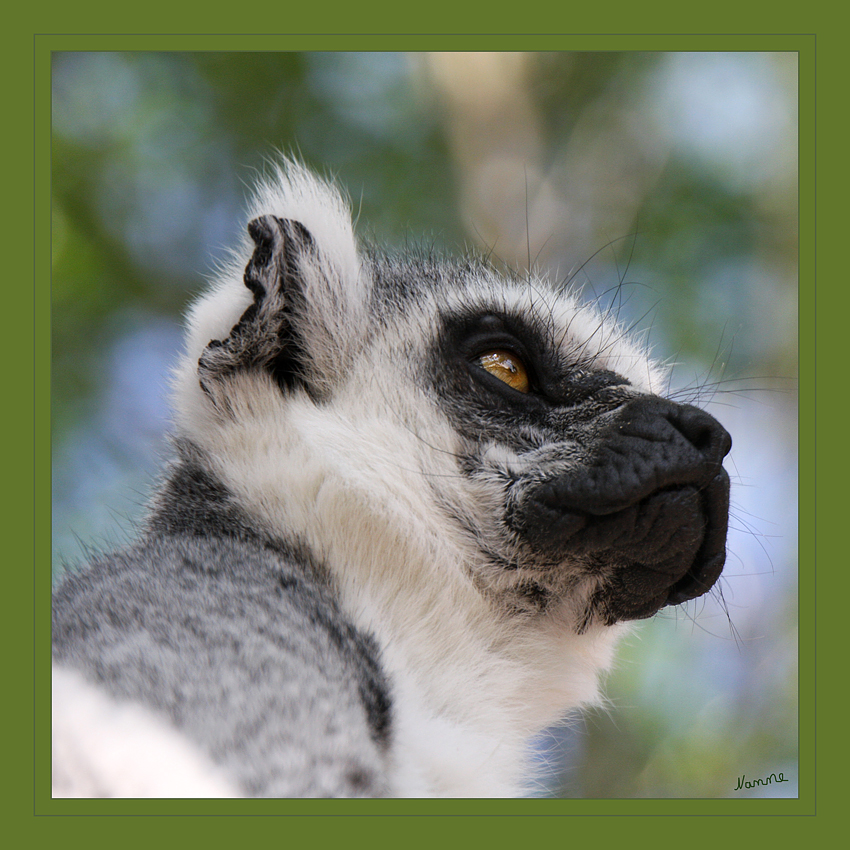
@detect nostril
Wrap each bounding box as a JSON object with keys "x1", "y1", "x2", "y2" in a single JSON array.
[{"x1": 674, "y1": 405, "x2": 732, "y2": 462}]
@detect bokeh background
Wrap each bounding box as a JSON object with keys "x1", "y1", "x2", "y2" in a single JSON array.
[{"x1": 51, "y1": 51, "x2": 798, "y2": 799}]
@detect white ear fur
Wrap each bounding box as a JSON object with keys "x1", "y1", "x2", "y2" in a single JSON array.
[
  {"x1": 249, "y1": 161, "x2": 370, "y2": 385},
  {"x1": 172, "y1": 159, "x2": 368, "y2": 429}
]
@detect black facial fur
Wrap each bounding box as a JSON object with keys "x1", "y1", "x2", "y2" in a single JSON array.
[
  {"x1": 432, "y1": 309, "x2": 633, "y2": 449},
  {"x1": 510, "y1": 396, "x2": 731, "y2": 623},
  {"x1": 430, "y1": 303, "x2": 731, "y2": 626}
]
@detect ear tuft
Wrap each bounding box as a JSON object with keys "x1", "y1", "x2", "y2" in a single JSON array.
[
  {"x1": 196, "y1": 215, "x2": 316, "y2": 402},
  {"x1": 173, "y1": 159, "x2": 370, "y2": 429}
]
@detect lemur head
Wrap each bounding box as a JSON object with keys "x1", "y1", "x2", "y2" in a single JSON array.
[{"x1": 172, "y1": 161, "x2": 731, "y2": 633}]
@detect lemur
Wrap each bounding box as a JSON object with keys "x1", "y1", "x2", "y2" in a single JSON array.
[{"x1": 52, "y1": 160, "x2": 731, "y2": 798}]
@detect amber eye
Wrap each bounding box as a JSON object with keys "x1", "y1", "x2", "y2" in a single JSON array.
[{"x1": 478, "y1": 350, "x2": 530, "y2": 393}]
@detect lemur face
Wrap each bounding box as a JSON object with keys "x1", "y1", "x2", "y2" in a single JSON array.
[
  {"x1": 371, "y1": 258, "x2": 732, "y2": 628},
  {"x1": 180, "y1": 169, "x2": 731, "y2": 635}
]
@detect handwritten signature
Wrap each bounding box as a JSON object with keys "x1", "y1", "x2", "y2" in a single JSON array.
[{"x1": 734, "y1": 772, "x2": 789, "y2": 791}]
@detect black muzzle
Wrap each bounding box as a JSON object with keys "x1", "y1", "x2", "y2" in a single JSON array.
[{"x1": 515, "y1": 396, "x2": 731, "y2": 622}]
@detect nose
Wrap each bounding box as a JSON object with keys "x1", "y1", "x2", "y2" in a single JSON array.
[
  {"x1": 547, "y1": 396, "x2": 731, "y2": 518},
  {"x1": 613, "y1": 396, "x2": 732, "y2": 470}
]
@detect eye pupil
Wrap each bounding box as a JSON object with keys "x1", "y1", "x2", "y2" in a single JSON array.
[{"x1": 479, "y1": 350, "x2": 530, "y2": 393}]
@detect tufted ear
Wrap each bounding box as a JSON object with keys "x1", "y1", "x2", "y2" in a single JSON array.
[
  {"x1": 174, "y1": 161, "x2": 369, "y2": 429},
  {"x1": 197, "y1": 206, "x2": 369, "y2": 405},
  {"x1": 197, "y1": 215, "x2": 315, "y2": 400}
]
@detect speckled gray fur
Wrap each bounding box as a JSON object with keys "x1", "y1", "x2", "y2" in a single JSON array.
[{"x1": 53, "y1": 450, "x2": 393, "y2": 798}]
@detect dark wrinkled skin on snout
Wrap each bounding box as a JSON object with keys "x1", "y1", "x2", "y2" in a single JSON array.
[{"x1": 513, "y1": 396, "x2": 732, "y2": 624}]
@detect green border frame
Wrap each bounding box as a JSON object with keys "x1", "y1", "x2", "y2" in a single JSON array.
[{"x1": 15, "y1": 7, "x2": 834, "y2": 841}]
